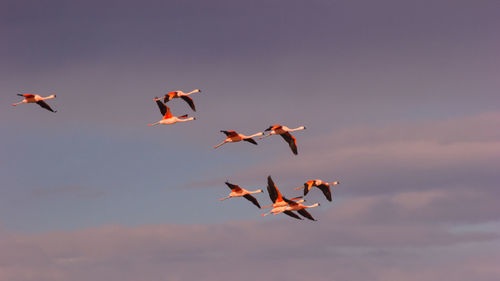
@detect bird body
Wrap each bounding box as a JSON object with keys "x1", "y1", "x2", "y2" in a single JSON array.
[
  {"x1": 220, "y1": 182, "x2": 263, "y2": 208},
  {"x1": 12, "y1": 94, "x2": 57, "y2": 112},
  {"x1": 213, "y1": 130, "x2": 263, "y2": 149},
  {"x1": 261, "y1": 175, "x2": 303, "y2": 220},
  {"x1": 163, "y1": 89, "x2": 201, "y2": 111},
  {"x1": 259, "y1": 125, "x2": 306, "y2": 155},
  {"x1": 149, "y1": 98, "x2": 195, "y2": 126},
  {"x1": 296, "y1": 179, "x2": 340, "y2": 201},
  {"x1": 282, "y1": 197, "x2": 320, "y2": 221}
]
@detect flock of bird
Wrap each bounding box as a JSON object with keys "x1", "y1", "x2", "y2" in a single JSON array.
[{"x1": 12, "y1": 90, "x2": 341, "y2": 221}]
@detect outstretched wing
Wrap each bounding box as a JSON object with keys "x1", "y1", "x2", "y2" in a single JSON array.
[
  {"x1": 297, "y1": 209, "x2": 316, "y2": 221},
  {"x1": 221, "y1": 131, "x2": 238, "y2": 138},
  {"x1": 264, "y1": 125, "x2": 281, "y2": 132},
  {"x1": 267, "y1": 176, "x2": 279, "y2": 203},
  {"x1": 243, "y1": 138, "x2": 257, "y2": 145},
  {"x1": 180, "y1": 96, "x2": 196, "y2": 111},
  {"x1": 283, "y1": 211, "x2": 302, "y2": 220},
  {"x1": 280, "y1": 132, "x2": 298, "y2": 155},
  {"x1": 155, "y1": 99, "x2": 167, "y2": 116},
  {"x1": 36, "y1": 100, "x2": 56, "y2": 112},
  {"x1": 317, "y1": 184, "x2": 332, "y2": 201},
  {"x1": 303, "y1": 181, "x2": 314, "y2": 196},
  {"x1": 243, "y1": 194, "x2": 261, "y2": 208},
  {"x1": 162, "y1": 105, "x2": 173, "y2": 119},
  {"x1": 19, "y1": 94, "x2": 34, "y2": 98},
  {"x1": 283, "y1": 197, "x2": 299, "y2": 207},
  {"x1": 163, "y1": 92, "x2": 176, "y2": 103},
  {"x1": 225, "y1": 182, "x2": 242, "y2": 191}
]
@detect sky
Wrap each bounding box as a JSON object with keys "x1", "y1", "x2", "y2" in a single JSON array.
[{"x1": 1, "y1": 0, "x2": 499, "y2": 280}]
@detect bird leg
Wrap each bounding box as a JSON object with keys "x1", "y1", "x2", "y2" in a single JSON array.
[
  {"x1": 148, "y1": 121, "x2": 160, "y2": 126},
  {"x1": 213, "y1": 141, "x2": 227, "y2": 149},
  {"x1": 11, "y1": 100, "x2": 25, "y2": 106},
  {"x1": 219, "y1": 196, "x2": 231, "y2": 201}
]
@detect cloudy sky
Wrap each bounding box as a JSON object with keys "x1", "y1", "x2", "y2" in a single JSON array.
[{"x1": 1, "y1": 0, "x2": 499, "y2": 280}]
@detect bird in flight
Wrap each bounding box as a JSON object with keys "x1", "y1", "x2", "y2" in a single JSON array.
[
  {"x1": 220, "y1": 181, "x2": 263, "y2": 208},
  {"x1": 12, "y1": 94, "x2": 57, "y2": 112},
  {"x1": 213, "y1": 130, "x2": 263, "y2": 149},
  {"x1": 162, "y1": 89, "x2": 201, "y2": 111},
  {"x1": 282, "y1": 197, "x2": 320, "y2": 221},
  {"x1": 296, "y1": 179, "x2": 340, "y2": 202},
  {"x1": 148, "y1": 97, "x2": 195, "y2": 126},
  {"x1": 259, "y1": 125, "x2": 306, "y2": 155},
  {"x1": 261, "y1": 175, "x2": 304, "y2": 220}
]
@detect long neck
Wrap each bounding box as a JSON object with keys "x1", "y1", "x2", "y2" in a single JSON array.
[
  {"x1": 306, "y1": 203, "x2": 320, "y2": 208},
  {"x1": 247, "y1": 132, "x2": 264, "y2": 138},
  {"x1": 42, "y1": 94, "x2": 56, "y2": 100},
  {"x1": 249, "y1": 189, "x2": 262, "y2": 194},
  {"x1": 186, "y1": 89, "x2": 200, "y2": 95},
  {"x1": 290, "y1": 126, "x2": 305, "y2": 132},
  {"x1": 178, "y1": 117, "x2": 195, "y2": 122}
]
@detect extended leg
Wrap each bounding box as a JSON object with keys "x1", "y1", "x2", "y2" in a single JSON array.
[{"x1": 213, "y1": 141, "x2": 227, "y2": 149}]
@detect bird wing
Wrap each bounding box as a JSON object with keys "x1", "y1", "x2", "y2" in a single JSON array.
[
  {"x1": 225, "y1": 182, "x2": 242, "y2": 192},
  {"x1": 283, "y1": 197, "x2": 299, "y2": 207},
  {"x1": 163, "y1": 92, "x2": 176, "y2": 103},
  {"x1": 297, "y1": 209, "x2": 316, "y2": 221},
  {"x1": 267, "y1": 176, "x2": 279, "y2": 203},
  {"x1": 36, "y1": 100, "x2": 56, "y2": 112},
  {"x1": 303, "y1": 181, "x2": 314, "y2": 196},
  {"x1": 280, "y1": 132, "x2": 298, "y2": 155},
  {"x1": 317, "y1": 184, "x2": 333, "y2": 201},
  {"x1": 221, "y1": 131, "x2": 238, "y2": 137},
  {"x1": 283, "y1": 211, "x2": 302, "y2": 220},
  {"x1": 155, "y1": 99, "x2": 167, "y2": 116},
  {"x1": 19, "y1": 94, "x2": 34, "y2": 98},
  {"x1": 243, "y1": 138, "x2": 258, "y2": 145},
  {"x1": 264, "y1": 125, "x2": 281, "y2": 132},
  {"x1": 180, "y1": 96, "x2": 196, "y2": 111},
  {"x1": 162, "y1": 105, "x2": 173, "y2": 119},
  {"x1": 243, "y1": 194, "x2": 261, "y2": 208}
]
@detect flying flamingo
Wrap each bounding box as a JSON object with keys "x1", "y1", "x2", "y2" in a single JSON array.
[
  {"x1": 12, "y1": 94, "x2": 57, "y2": 112},
  {"x1": 220, "y1": 181, "x2": 263, "y2": 208},
  {"x1": 162, "y1": 89, "x2": 201, "y2": 111},
  {"x1": 282, "y1": 197, "x2": 320, "y2": 221},
  {"x1": 148, "y1": 97, "x2": 195, "y2": 126},
  {"x1": 213, "y1": 130, "x2": 263, "y2": 149},
  {"x1": 259, "y1": 125, "x2": 306, "y2": 155},
  {"x1": 261, "y1": 175, "x2": 304, "y2": 220},
  {"x1": 296, "y1": 179, "x2": 340, "y2": 202}
]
